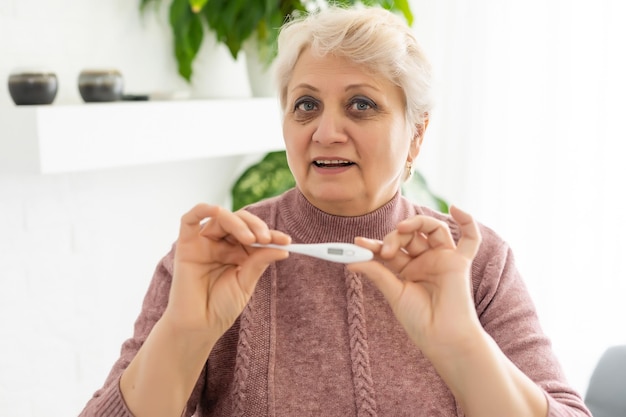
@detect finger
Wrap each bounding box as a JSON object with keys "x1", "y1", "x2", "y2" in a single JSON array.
[
  {"x1": 235, "y1": 210, "x2": 274, "y2": 242},
  {"x1": 353, "y1": 236, "x2": 412, "y2": 276},
  {"x1": 379, "y1": 217, "x2": 453, "y2": 259},
  {"x1": 234, "y1": 211, "x2": 292, "y2": 245},
  {"x1": 395, "y1": 216, "x2": 455, "y2": 249},
  {"x1": 179, "y1": 203, "x2": 221, "y2": 240},
  {"x1": 245, "y1": 230, "x2": 293, "y2": 258},
  {"x1": 353, "y1": 236, "x2": 384, "y2": 254},
  {"x1": 200, "y1": 207, "x2": 257, "y2": 244},
  {"x1": 267, "y1": 229, "x2": 292, "y2": 245},
  {"x1": 238, "y1": 229, "x2": 294, "y2": 283},
  {"x1": 378, "y1": 230, "x2": 419, "y2": 258},
  {"x1": 236, "y1": 246, "x2": 290, "y2": 292},
  {"x1": 379, "y1": 230, "x2": 430, "y2": 258},
  {"x1": 449, "y1": 205, "x2": 482, "y2": 259}
]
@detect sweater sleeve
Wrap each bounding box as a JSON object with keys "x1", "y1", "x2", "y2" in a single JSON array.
[
  {"x1": 472, "y1": 226, "x2": 591, "y2": 417},
  {"x1": 77, "y1": 244, "x2": 207, "y2": 417}
]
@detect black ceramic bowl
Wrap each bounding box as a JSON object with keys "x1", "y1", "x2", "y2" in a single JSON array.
[
  {"x1": 8, "y1": 72, "x2": 58, "y2": 105},
  {"x1": 78, "y1": 69, "x2": 123, "y2": 102}
]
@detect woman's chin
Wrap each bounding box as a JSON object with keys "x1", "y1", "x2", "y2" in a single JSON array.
[{"x1": 305, "y1": 192, "x2": 370, "y2": 216}]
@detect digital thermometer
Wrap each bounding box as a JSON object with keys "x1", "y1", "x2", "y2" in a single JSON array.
[{"x1": 250, "y1": 242, "x2": 373, "y2": 263}]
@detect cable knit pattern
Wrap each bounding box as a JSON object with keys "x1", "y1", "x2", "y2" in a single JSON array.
[
  {"x1": 345, "y1": 270, "x2": 378, "y2": 417},
  {"x1": 78, "y1": 188, "x2": 592, "y2": 417},
  {"x1": 231, "y1": 300, "x2": 253, "y2": 417}
]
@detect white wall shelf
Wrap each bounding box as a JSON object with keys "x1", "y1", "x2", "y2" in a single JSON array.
[{"x1": 0, "y1": 98, "x2": 285, "y2": 174}]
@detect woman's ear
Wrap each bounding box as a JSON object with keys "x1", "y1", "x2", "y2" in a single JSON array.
[
  {"x1": 416, "y1": 113, "x2": 429, "y2": 143},
  {"x1": 409, "y1": 114, "x2": 429, "y2": 160}
]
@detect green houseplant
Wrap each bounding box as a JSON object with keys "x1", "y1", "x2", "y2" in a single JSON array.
[
  {"x1": 138, "y1": 0, "x2": 446, "y2": 212},
  {"x1": 139, "y1": 0, "x2": 414, "y2": 82}
]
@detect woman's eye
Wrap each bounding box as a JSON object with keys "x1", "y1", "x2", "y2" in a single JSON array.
[
  {"x1": 350, "y1": 98, "x2": 375, "y2": 111},
  {"x1": 295, "y1": 99, "x2": 317, "y2": 112}
]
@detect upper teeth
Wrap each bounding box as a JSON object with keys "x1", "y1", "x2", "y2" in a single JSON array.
[{"x1": 315, "y1": 160, "x2": 350, "y2": 164}]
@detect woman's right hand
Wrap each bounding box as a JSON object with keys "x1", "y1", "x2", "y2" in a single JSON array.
[
  {"x1": 163, "y1": 203, "x2": 290, "y2": 339},
  {"x1": 119, "y1": 203, "x2": 289, "y2": 416}
]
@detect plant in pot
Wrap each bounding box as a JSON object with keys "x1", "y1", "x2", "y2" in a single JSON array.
[
  {"x1": 139, "y1": 0, "x2": 414, "y2": 95},
  {"x1": 139, "y1": 0, "x2": 447, "y2": 213}
]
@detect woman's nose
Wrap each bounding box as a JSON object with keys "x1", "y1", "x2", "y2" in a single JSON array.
[{"x1": 311, "y1": 110, "x2": 348, "y2": 144}]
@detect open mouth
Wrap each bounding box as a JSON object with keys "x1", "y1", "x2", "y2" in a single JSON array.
[{"x1": 313, "y1": 160, "x2": 355, "y2": 168}]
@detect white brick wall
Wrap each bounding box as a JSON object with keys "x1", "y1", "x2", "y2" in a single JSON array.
[
  {"x1": 0, "y1": 0, "x2": 256, "y2": 413},
  {"x1": 0, "y1": 157, "x2": 258, "y2": 416}
]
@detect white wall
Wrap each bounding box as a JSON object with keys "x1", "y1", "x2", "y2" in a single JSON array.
[
  {"x1": 1, "y1": 0, "x2": 619, "y2": 415},
  {"x1": 0, "y1": 158, "x2": 260, "y2": 416},
  {"x1": 0, "y1": 0, "x2": 251, "y2": 105},
  {"x1": 0, "y1": 0, "x2": 257, "y2": 415},
  {"x1": 412, "y1": 0, "x2": 626, "y2": 399}
]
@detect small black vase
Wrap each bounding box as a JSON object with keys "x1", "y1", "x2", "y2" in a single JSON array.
[
  {"x1": 78, "y1": 69, "x2": 124, "y2": 103},
  {"x1": 8, "y1": 71, "x2": 58, "y2": 105}
]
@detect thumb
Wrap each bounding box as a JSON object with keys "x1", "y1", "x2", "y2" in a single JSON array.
[
  {"x1": 449, "y1": 205, "x2": 482, "y2": 259},
  {"x1": 349, "y1": 261, "x2": 405, "y2": 307},
  {"x1": 348, "y1": 237, "x2": 404, "y2": 306},
  {"x1": 237, "y1": 248, "x2": 289, "y2": 292}
]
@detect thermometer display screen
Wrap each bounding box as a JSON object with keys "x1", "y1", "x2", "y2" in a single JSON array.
[{"x1": 327, "y1": 248, "x2": 344, "y2": 255}]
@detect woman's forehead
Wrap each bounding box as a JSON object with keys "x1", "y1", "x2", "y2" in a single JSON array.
[{"x1": 290, "y1": 50, "x2": 391, "y2": 89}]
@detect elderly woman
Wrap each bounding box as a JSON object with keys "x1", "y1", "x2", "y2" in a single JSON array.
[{"x1": 80, "y1": 6, "x2": 591, "y2": 417}]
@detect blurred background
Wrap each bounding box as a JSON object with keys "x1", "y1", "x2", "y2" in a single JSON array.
[{"x1": 1, "y1": 0, "x2": 625, "y2": 415}]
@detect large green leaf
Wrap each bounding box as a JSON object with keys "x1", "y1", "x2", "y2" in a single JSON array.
[
  {"x1": 188, "y1": 0, "x2": 208, "y2": 13},
  {"x1": 386, "y1": 0, "x2": 414, "y2": 26},
  {"x1": 142, "y1": 0, "x2": 415, "y2": 82},
  {"x1": 169, "y1": 0, "x2": 204, "y2": 81},
  {"x1": 203, "y1": 0, "x2": 265, "y2": 59},
  {"x1": 231, "y1": 151, "x2": 295, "y2": 211}
]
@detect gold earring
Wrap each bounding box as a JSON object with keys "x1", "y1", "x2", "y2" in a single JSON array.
[{"x1": 404, "y1": 160, "x2": 413, "y2": 182}]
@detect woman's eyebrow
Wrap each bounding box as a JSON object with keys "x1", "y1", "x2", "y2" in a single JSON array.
[
  {"x1": 290, "y1": 83, "x2": 381, "y2": 94},
  {"x1": 345, "y1": 83, "x2": 382, "y2": 93},
  {"x1": 290, "y1": 83, "x2": 319, "y2": 93}
]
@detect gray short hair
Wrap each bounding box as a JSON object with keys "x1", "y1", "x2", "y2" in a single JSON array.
[{"x1": 274, "y1": 6, "x2": 434, "y2": 129}]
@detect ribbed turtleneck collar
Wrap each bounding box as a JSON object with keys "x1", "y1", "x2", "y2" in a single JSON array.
[{"x1": 277, "y1": 188, "x2": 414, "y2": 243}]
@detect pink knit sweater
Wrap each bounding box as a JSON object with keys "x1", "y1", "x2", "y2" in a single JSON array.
[{"x1": 79, "y1": 189, "x2": 591, "y2": 416}]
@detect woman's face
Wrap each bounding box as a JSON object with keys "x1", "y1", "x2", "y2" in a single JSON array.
[{"x1": 282, "y1": 49, "x2": 421, "y2": 216}]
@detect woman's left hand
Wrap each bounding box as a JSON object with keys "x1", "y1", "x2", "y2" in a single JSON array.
[{"x1": 348, "y1": 206, "x2": 483, "y2": 359}]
